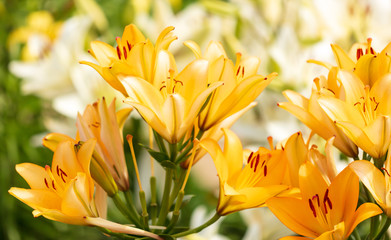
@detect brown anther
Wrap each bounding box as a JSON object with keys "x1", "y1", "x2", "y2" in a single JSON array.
[
  {"x1": 327, "y1": 88, "x2": 336, "y2": 95},
  {"x1": 264, "y1": 77, "x2": 267, "y2": 80},
  {"x1": 382, "y1": 168, "x2": 391, "y2": 177},
  {"x1": 354, "y1": 102, "x2": 361, "y2": 106},
  {"x1": 159, "y1": 86, "x2": 166, "y2": 91},
  {"x1": 44, "y1": 178, "x2": 49, "y2": 188},
  {"x1": 241, "y1": 66, "x2": 245, "y2": 78},
  {"x1": 123, "y1": 46, "x2": 127, "y2": 59},
  {"x1": 247, "y1": 152, "x2": 254, "y2": 164},
  {"x1": 370, "y1": 47, "x2": 375, "y2": 55},
  {"x1": 308, "y1": 199, "x2": 317, "y2": 218},
  {"x1": 127, "y1": 41, "x2": 131, "y2": 51},
  {"x1": 91, "y1": 122, "x2": 100, "y2": 128},
  {"x1": 236, "y1": 66, "x2": 241, "y2": 76},
  {"x1": 312, "y1": 194, "x2": 320, "y2": 207},
  {"x1": 357, "y1": 48, "x2": 363, "y2": 60},
  {"x1": 52, "y1": 181, "x2": 56, "y2": 190},
  {"x1": 253, "y1": 155, "x2": 260, "y2": 172},
  {"x1": 116, "y1": 46, "x2": 121, "y2": 60},
  {"x1": 263, "y1": 165, "x2": 267, "y2": 176},
  {"x1": 261, "y1": 160, "x2": 265, "y2": 167},
  {"x1": 323, "y1": 189, "x2": 332, "y2": 213}
]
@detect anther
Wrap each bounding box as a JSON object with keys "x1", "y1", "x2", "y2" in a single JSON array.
[
  {"x1": 116, "y1": 46, "x2": 121, "y2": 60},
  {"x1": 52, "y1": 181, "x2": 56, "y2": 190},
  {"x1": 308, "y1": 199, "x2": 317, "y2": 218},
  {"x1": 127, "y1": 41, "x2": 131, "y2": 51},
  {"x1": 253, "y1": 155, "x2": 260, "y2": 172},
  {"x1": 263, "y1": 165, "x2": 267, "y2": 176},
  {"x1": 241, "y1": 66, "x2": 245, "y2": 78},
  {"x1": 44, "y1": 178, "x2": 49, "y2": 188},
  {"x1": 382, "y1": 168, "x2": 391, "y2": 177},
  {"x1": 356, "y1": 48, "x2": 363, "y2": 60},
  {"x1": 247, "y1": 152, "x2": 254, "y2": 164},
  {"x1": 323, "y1": 189, "x2": 332, "y2": 213},
  {"x1": 236, "y1": 66, "x2": 241, "y2": 76},
  {"x1": 123, "y1": 46, "x2": 127, "y2": 59}
]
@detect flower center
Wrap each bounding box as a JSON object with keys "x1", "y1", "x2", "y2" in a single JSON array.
[
  {"x1": 353, "y1": 86, "x2": 379, "y2": 125},
  {"x1": 115, "y1": 37, "x2": 132, "y2": 60},
  {"x1": 356, "y1": 38, "x2": 376, "y2": 60},
  {"x1": 308, "y1": 189, "x2": 333, "y2": 218}
]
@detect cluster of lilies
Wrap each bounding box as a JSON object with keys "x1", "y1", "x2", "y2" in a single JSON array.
[{"x1": 9, "y1": 25, "x2": 391, "y2": 239}]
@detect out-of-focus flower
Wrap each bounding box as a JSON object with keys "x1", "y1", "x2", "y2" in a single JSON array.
[
  {"x1": 76, "y1": 98, "x2": 132, "y2": 191},
  {"x1": 267, "y1": 162, "x2": 382, "y2": 240},
  {"x1": 185, "y1": 40, "x2": 276, "y2": 131},
  {"x1": 8, "y1": 140, "x2": 161, "y2": 239},
  {"x1": 278, "y1": 70, "x2": 358, "y2": 157},
  {"x1": 319, "y1": 70, "x2": 391, "y2": 159},
  {"x1": 349, "y1": 144, "x2": 391, "y2": 216},
  {"x1": 200, "y1": 128, "x2": 289, "y2": 216}
]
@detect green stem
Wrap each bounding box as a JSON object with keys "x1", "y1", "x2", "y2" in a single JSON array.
[
  {"x1": 172, "y1": 212, "x2": 221, "y2": 238},
  {"x1": 139, "y1": 190, "x2": 150, "y2": 230},
  {"x1": 124, "y1": 190, "x2": 141, "y2": 221},
  {"x1": 168, "y1": 168, "x2": 187, "y2": 208},
  {"x1": 157, "y1": 168, "x2": 174, "y2": 226},
  {"x1": 97, "y1": 227, "x2": 138, "y2": 239},
  {"x1": 112, "y1": 193, "x2": 142, "y2": 228},
  {"x1": 374, "y1": 216, "x2": 391, "y2": 240},
  {"x1": 352, "y1": 227, "x2": 361, "y2": 240},
  {"x1": 153, "y1": 130, "x2": 167, "y2": 154},
  {"x1": 150, "y1": 176, "x2": 158, "y2": 225},
  {"x1": 165, "y1": 190, "x2": 184, "y2": 233}
]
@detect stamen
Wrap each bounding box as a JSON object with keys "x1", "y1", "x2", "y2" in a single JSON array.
[
  {"x1": 308, "y1": 199, "x2": 317, "y2": 218},
  {"x1": 242, "y1": 66, "x2": 245, "y2": 78},
  {"x1": 382, "y1": 168, "x2": 391, "y2": 177},
  {"x1": 312, "y1": 194, "x2": 320, "y2": 207},
  {"x1": 236, "y1": 66, "x2": 241, "y2": 76},
  {"x1": 263, "y1": 165, "x2": 267, "y2": 176},
  {"x1": 52, "y1": 180, "x2": 56, "y2": 190},
  {"x1": 253, "y1": 155, "x2": 260, "y2": 172},
  {"x1": 323, "y1": 189, "x2": 332, "y2": 213},
  {"x1": 247, "y1": 152, "x2": 254, "y2": 164},
  {"x1": 44, "y1": 178, "x2": 49, "y2": 188},
  {"x1": 123, "y1": 46, "x2": 127, "y2": 59},
  {"x1": 127, "y1": 41, "x2": 131, "y2": 51},
  {"x1": 159, "y1": 86, "x2": 166, "y2": 91},
  {"x1": 127, "y1": 135, "x2": 143, "y2": 191},
  {"x1": 357, "y1": 48, "x2": 363, "y2": 60},
  {"x1": 116, "y1": 46, "x2": 121, "y2": 60},
  {"x1": 267, "y1": 136, "x2": 274, "y2": 150}
]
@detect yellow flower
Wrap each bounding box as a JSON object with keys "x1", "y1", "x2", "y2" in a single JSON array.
[
  {"x1": 81, "y1": 24, "x2": 177, "y2": 97},
  {"x1": 8, "y1": 140, "x2": 161, "y2": 239},
  {"x1": 279, "y1": 70, "x2": 358, "y2": 157},
  {"x1": 282, "y1": 132, "x2": 337, "y2": 187},
  {"x1": 318, "y1": 70, "x2": 391, "y2": 159},
  {"x1": 311, "y1": 38, "x2": 391, "y2": 87},
  {"x1": 200, "y1": 128, "x2": 289, "y2": 215},
  {"x1": 185, "y1": 40, "x2": 276, "y2": 131},
  {"x1": 77, "y1": 98, "x2": 132, "y2": 191},
  {"x1": 267, "y1": 162, "x2": 382, "y2": 240},
  {"x1": 349, "y1": 145, "x2": 391, "y2": 216},
  {"x1": 122, "y1": 58, "x2": 221, "y2": 144}
]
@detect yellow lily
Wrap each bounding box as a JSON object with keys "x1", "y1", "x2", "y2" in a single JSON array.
[
  {"x1": 318, "y1": 70, "x2": 391, "y2": 159},
  {"x1": 310, "y1": 38, "x2": 391, "y2": 87},
  {"x1": 267, "y1": 162, "x2": 382, "y2": 240},
  {"x1": 8, "y1": 140, "x2": 161, "y2": 239},
  {"x1": 81, "y1": 24, "x2": 177, "y2": 96},
  {"x1": 349, "y1": 144, "x2": 391, "y2": 216},
  {"x1": 200, "y1": 128, "x2": 289, "y2": 215},
  {"x1": 122, "y1": 57, "x2": 221, "y2": 144},
  {"x1": 185, "y1": 40, "x2": 276, "y2": 131},
  {"x1": 279, "y1": 69, "x2": 358, "y2": 157},
  {"x1": 76, "y1": 98, "x2": 132, "y2": 191}
]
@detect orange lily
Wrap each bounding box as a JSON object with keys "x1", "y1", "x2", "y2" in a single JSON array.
[
  {"x1": 76, "y1": 98, "x2": 132, "y2": 191},
  {"x1": 200, "y1": 128, "x2": 289, "y2": 215},
  {"x1": 81, "y1": 24, "x2": 177, "y2": 96},
  {"x1": 282, "y1": 132, "x2": 337, "y2": 187},
  {"x1": 8, "y1": 139, "x2": 162, "y2": 239},
  {"x1": 318, "y1": 70, "x2": 391, "y2": 159},
  {"x1": 267, "y1": 162, "x2": 382, "y2": 240},
  {"x1": 185, "y1": 40, "x2": 276, "y2": 131},
  {"x1": 349, "y1": 144, "x2": 391, "y2": 216}
]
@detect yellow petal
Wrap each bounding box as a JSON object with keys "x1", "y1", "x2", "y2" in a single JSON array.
[
  {"x1": 33, "y1": 209, "x2": 87, "y2": 225},
  {"x1": 299, "y1": 162, "x2": 328, "y2": 202},
  {"x1": 121, "y1": 24, "x2": 145, "y2": 46},
  {"x1": 284, "y1": 132, "x2": 308, "y2": 187},
  {"x1": 15, "y1": 163, "x2": 50, "y2": 190},
  {"x1": 61, "y1": 173, "x2": 92, "y2": 217},
  {"x1": 267, "y1": 197, "x2": 322, "y2": 238},
  {"x1": 9, "y1": 188, "x2": 61, "y2": 211},
  {"x1": 345, "y1": 202, "x2": 382, "y2": 237},
  {"x1": 330, "y1": 44, "x2": 355, "y2": 70},
  {"x1": 89, "y1": 41, "x2": 117, "y2": 66},
  {"x1": 42, "y1": 133, "x2": 77, "y2": 152},
  {"x1": 184, "y1": 40, "x2": 202, "y2": 59},
  {"x1": 349, "y1": 160, "x2": 387, "y2": 208}
]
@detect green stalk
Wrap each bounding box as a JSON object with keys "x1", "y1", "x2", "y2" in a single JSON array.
[
  {"x1": 172, "y1": 212, "x2": 221, "y2": 238},
  {"x1": 351, "y1": 228, "x2": 361, "y2": 240},
  {"x1": 153, "y1": 130, "x2": 167, "y2": 154},
  {"x1": 150, "y1": 176, "x2": 158, "y2": 225},
  {"x1": 374, "y1": 216, "x2": 391, "y2": 240},
  {"x1": 165, "y1": 190, "x2": 184, "y2": 233},
  {"x1": 112, "y1": 193, "x2": 142, "y2": 228},
  {"x1": 168, "y1": 168, "x2": 187, "y2": 207},
  {"x1": 157, "y1": 168, "x2": 174, "y2": 226},
  {"x1": 124, "y1": 190, "x2": 141, "y2": 221},
  {"x1": 139, "y1": 190, "x2": 150, "y2": 230}
]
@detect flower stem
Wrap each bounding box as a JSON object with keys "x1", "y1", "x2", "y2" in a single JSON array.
[
  {"x1": 150, "y1": 176, "x2": 158, "y2": 225},
  {"x1": 157, "y1": 168, "x2": 174, "y2": 226},
  {"x1": 172, "y1": 212, "x2": 221, "y2": 238},
  {"x1": 374, "y1": 216, "x2": 391, "y2": 240},
  {"x1": 112, "y1": 193, "x2": 142, "y2": 228}
]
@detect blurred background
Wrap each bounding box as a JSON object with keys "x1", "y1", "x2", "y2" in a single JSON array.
[{"x1": 2, "y1": 0, "x2": 391, "y2": 239}]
